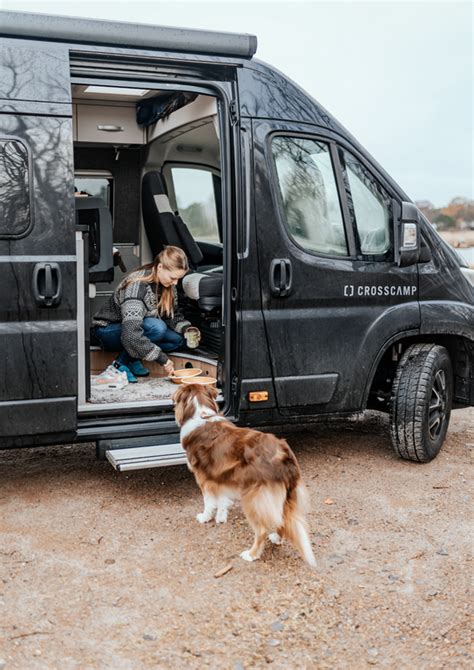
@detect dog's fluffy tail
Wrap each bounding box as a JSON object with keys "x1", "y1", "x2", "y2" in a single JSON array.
[{"x1": 281, "y1": 485, "x2": 316, "y2": 568}]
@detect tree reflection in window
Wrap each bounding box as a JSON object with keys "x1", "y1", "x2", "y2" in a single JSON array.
[
  {"x1": 0, "y1": 139, "x2": 30, "y2": 237},
  {"x1": 339, "y1": 149, "x2": 392, "y2": 256},
  {"x1": 272, "y1": 137, "x2": 348, "y2": 256}
]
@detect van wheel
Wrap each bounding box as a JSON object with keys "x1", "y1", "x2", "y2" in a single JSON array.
[{"x1": 390, "y1": 344, "x2": 453, "y2": 462}]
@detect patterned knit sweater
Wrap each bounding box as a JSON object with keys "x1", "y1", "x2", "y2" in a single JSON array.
[{"x1": 92, "y1": 269, "x2": 191, "y2": 364}]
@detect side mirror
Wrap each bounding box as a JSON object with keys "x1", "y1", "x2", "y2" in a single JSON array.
[{"x1": 396, "y1": 202, "x2": 420, "y2": 267}]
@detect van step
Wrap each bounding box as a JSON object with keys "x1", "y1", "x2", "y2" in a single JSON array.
[{"x1": 106, "y1": 443, "x2": 187, "y2": 471}]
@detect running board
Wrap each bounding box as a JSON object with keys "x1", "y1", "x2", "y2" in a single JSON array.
[{"x1": 106, "y1": 443, "x2": 187, "y2": 471}]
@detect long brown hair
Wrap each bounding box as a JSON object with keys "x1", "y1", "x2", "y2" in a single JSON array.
[{"x1": 121, "y1": 246, "x2": 188, "y2": 317}]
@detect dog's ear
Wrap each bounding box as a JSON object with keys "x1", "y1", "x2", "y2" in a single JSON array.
[
  {"x1": 172, "y1": 385, "x2": 186, "y2": 404},
  {"x1": 173, "y1": 385, "x2": 192, "y2": 426}
]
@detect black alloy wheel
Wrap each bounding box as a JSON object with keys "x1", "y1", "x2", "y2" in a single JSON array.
[{"x1": 429, "y1": 368, "x2": 449, "y2": 442}]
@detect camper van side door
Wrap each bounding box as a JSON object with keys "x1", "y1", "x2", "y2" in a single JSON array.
[{"x1": 0, "y1": 113, "x2": 77, "y2": 447}]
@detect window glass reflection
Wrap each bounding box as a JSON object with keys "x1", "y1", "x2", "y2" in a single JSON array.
[
  {"x1": 272, "y1": 137, "x2": 348, "y2": 256},
  {"x1": 0, "y1": 139, "x2": 30, "y2": 237},
  {"x1": 341, "y1": 151, "x2": 391, "y2": 256}
]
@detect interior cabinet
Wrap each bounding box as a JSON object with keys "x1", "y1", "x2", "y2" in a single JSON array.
[{"x1": 76, "y1": 104, "x2": 144, "y2": 144}]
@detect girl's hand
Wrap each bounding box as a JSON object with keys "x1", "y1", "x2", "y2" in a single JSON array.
[{"x1": 164, "y1": 359, "x2": 174, "y2": 376}]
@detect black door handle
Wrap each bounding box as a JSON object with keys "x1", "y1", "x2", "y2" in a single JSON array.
[
  {"x1": 269, "y1": 258, "x2": 292, "y2": 297},
  {"x1": 32, "y1": 262, "x2": 62, "y2": 307}
]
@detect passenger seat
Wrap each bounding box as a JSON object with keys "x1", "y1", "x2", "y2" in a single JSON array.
[
  {"x1": 141, "y1": 170, "x2": 222, "y2": 312},
  {"x1": 142, "y1": 171, "x2": 203, "y2": 269}
]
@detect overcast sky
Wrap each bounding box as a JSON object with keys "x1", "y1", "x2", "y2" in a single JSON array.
[{"x1": 1, "y1": 0, "x2": 472, "y2": 207}]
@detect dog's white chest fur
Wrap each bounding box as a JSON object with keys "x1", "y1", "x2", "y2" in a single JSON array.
[{"x1": 180, "y1": 399, "x2": 224, "y2": 442}]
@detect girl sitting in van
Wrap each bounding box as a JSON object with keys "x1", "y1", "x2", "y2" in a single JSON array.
[{"x1": 92, "y1": 246, "x2": 198, "y2": 382}]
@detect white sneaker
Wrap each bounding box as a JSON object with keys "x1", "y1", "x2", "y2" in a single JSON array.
[{"x1": 91, "y1": 364, "x2": 128, "y2": 391}]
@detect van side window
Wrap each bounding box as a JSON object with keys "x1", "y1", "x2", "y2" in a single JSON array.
[
  {"x1": 339, "y1": 150, "x2": 392, "y2": 256},
  {"x1": 271, "y1": 136, "x2": 348, "y2": 256},
  {"x1": 171, "y1": 167, "x2": 220, "y2": 243},
  {"x1": 0, "y1": 139, "x2": 31, "y2": 238}
]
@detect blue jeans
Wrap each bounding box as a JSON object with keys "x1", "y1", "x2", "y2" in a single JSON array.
[{"x1": 94, "y1": 317, "x2": 185, "y2": 366}]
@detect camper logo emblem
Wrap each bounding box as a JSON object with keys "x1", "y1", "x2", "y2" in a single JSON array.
[{"x1": 343, "y1": 285, "x2": 417, "y2": 298}]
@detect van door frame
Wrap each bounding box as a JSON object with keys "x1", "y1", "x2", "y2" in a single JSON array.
[{"x1": 70, "y1": 71, "x2": 240, "y2": 418}]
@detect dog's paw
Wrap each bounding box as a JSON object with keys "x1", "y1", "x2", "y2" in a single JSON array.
[
  {"x1": 268, "y1": 532, "x2": 282, "y2": 545},
  {"x1": 196, "y1": 512, "x2": 212, "y2": 523},
  {"x1": 215, "y1": 510, "x2": 228, "y2": 524},
  {"x1": 240, "y1": 550, "x2": 257, "y2": 562}
]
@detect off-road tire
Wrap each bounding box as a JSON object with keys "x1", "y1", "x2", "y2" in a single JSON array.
[{"x1": 390, "y1": 344, "x2": 453, "y2": 462}]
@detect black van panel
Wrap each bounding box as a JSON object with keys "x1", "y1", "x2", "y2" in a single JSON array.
[
  {"x1": 0, "y1": 320, "x2": 77, "y2": 399},
  {"x1": 418, "y1": 232, "x2": 474, "y2": 304},
  {"x1": 0, "y1": 115, "x2": 75, "y2": 252},
  {"x1": 238, "y1": 64, "x2": 341, "y2": 129},
  {"x1": 0, "y1": 261, "x2": 76, "y2": 311},
  {"x1": 420, "y1": 302, "x2": 474, "y2": 339},
  {"x1": 0, "y1": 397, "x2": 77, "y2": 439},
  {"x1": 0, "y1": 108, "x2": 78, "y2": 445},
  {"x1": 0, "y1": 38, "x2": 70, "y2": 103},
  {"x1": 0, "y1": 100, "x2": 71, "y2": 117}
]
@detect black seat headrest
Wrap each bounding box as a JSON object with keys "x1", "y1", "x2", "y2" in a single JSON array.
[
  {"x1": 142, "y1": 170, "x2": 203, "y2": 269},
  {"x1": 142, "y1": 170, "x2": 168, "y2": 197}
]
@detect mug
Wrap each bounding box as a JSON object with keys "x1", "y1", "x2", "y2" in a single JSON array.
[{"x1": 184, "y1": 326, "x2": 201, "y2": 349}]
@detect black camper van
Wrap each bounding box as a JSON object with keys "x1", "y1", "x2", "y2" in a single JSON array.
[{"x1": 0, "y1": 11, "x2": 472, "y2": 469}]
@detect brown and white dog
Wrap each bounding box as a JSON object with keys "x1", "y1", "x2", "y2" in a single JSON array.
[{"x1": 173, "y1": 383, "x2": 316, "y2": 566}]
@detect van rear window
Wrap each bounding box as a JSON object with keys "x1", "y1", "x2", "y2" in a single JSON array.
[{"x1": 0, "y1": 139, "x2": 31, "y2": 238}]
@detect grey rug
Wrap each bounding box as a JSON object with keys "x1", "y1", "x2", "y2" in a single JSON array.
[{"x1": 90, "y1": 376, "x2": 177, "y2": 404}]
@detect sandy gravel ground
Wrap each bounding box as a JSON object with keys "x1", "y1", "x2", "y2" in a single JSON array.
[{"x1": 0, "y1": 409, "x2": 472, "y2": 669}]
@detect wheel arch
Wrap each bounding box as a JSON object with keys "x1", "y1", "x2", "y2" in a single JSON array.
[{"x1": 364, "y1": 332, "x2": 474, "y2": 411}]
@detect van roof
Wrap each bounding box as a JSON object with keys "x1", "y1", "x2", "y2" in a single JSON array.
[{"x1": 0, "y1": 10, "x2": 258, "y2": 59}]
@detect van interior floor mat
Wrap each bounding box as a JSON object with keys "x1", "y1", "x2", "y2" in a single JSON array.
[
  {"x1": 88, "y1": 350, "x2": 218, "y2": 404},
  {"x1": 89, "y1": 376, "x2": 177, "y2": 404}
]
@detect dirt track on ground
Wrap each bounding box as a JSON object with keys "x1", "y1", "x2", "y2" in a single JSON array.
[{"x1": 0, "y1": 409, "x2": 472, "y2": 669}]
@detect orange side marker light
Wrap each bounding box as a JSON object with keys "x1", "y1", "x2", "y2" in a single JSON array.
[{"x1": 248, "y1": 391, "x2": 269, "y2": 402}]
